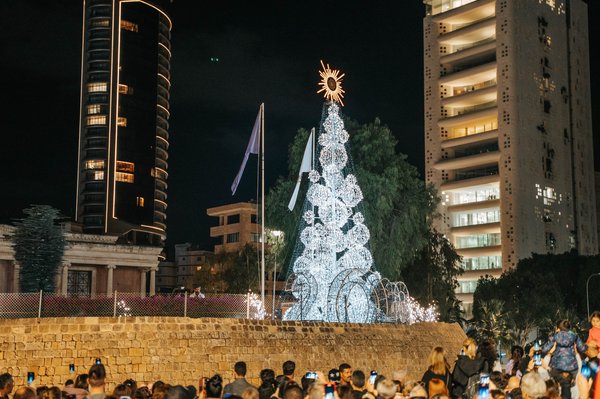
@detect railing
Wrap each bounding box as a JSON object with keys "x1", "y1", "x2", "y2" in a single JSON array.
[{"x1": 0, "y1": 291, "x2": 292, "y2": 320}]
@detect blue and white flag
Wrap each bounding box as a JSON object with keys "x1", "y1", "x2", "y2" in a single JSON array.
[
  {"x1": 288, "y1": 128, "x2": 314, "y2": 211},
  {"x1": 231, "y1": 106, "x2": 262, "y2": 195}
]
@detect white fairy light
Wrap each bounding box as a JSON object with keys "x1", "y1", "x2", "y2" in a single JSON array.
[{"x1": 246, "y1": 292, "x2": 267, "y2": 320}]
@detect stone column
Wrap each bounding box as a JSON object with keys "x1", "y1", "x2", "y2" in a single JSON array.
[
  {"x1": 13, "y1": 262, "x2": 20, "y2": 293},
  {"x1": 61, "y1": 262, "x2": 70, "y2": 296},
  {"x1": 107, "y1": 265, "x2": 116, "y2": 297},
  {"x1": 140, "y1": 269, "x2": 147, "y2": 298},
  {"x1": 149, "y1": 267, "x2": 157, "y2": 296}
]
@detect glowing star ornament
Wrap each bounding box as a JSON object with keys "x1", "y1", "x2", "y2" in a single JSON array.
[{"x1": 317, "y1": 60, "x2": 346, "y2": 106}]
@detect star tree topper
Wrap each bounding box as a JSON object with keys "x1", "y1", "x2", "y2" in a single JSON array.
[{"x1": 317, "y1": 60, "x2": 345, "y2": 106}]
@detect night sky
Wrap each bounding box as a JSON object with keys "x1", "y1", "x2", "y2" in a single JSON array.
[{"x1": 2, "y1": 1, "x2": 599, "y2": 252}]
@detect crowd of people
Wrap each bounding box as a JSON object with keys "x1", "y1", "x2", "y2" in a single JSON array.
[{"x1": 2, "y1": 314, "x2": 600, "y2": 399}]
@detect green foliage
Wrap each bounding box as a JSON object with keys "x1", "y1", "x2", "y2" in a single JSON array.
[
  {"x1": 218, "y1": 244, "x2": 260, "y2": 294},
  {"x1": 472, "y1": 299, "x2": 512, "y2": 345},
  {"x1": 13, "y1": 205, "x2": 66, "y2": 292},
  {"x1": 266, "y1": 118, "x2": 436, "y2": 280},
  {"x1": 401, "y1": 229, "x2": 464, "y2": 323},
  {"x1": 471, "y1": 252, "x2": 600, "y2": 346}
]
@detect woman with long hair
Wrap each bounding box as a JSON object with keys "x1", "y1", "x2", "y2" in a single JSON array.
[
  {"x1": 421, "y1": 347, "x2": 452, "y2": 396},
  {"x1": 451, "y1": 338, "x2": 487, "y2": 399}
]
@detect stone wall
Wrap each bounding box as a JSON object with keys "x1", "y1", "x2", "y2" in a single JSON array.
[{"x1": 0, "y1": 317, "x2": 466, "y2": 390}]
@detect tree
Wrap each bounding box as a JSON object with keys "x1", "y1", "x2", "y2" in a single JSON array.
[
  {"x1": 13, "y1": 205, "x2": 66, "y2": 292},
  {"x1": 266, "y1": 117, "x2": 436, "y2": 280},
  {"x1": 401, "y1": 229, "x2": 464, "y2": 323},
  {"x1": 218, "y1": 244, "x2": 260, "y2": 294}
]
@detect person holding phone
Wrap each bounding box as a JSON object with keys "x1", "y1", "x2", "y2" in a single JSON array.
[
  {"x1": 85, "y1": 363, "x2": 107, "y2": 399},
  {"x1": 421, "y1": 347, "x2": 452, "y2": 395},
  {"x1": 541, "y1": 319, "x2": 588, "y2": 399}
]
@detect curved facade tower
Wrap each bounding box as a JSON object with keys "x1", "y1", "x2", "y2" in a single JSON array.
[{"x1": 75, "y1": 0, "x2": 172, "y2": 246}]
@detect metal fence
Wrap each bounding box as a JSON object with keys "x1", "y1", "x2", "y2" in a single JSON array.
[{"x1": 0, "y1": 291, "x2": 292, "y2": 320}]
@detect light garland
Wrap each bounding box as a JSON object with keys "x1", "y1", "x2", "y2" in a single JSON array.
[{"x1": 246, "y1": 292, "x2": 268, "y2": 320}]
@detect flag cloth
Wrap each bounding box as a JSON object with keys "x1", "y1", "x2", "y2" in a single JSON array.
[
  {"x1": 231, "y1": 107, "x2": 261, "y2": 195},
  {"x1": 288, "y1": 128, "x2": 314, "y2": 210}
]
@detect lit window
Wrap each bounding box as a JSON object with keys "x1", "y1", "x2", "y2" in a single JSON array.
[
  {"x1": 120, "y1": 20, "x2": 139, "y2": 32},
  {"x1": 91, "y1": 18, "x2": 110, "y2": 27},
  {"x1": 87, "y1": 104, "x2": 102, "y2": 115},
  {"x1": 92, "y1": 171, "x2": 104, "y2": 180},
  {"x1": 118, "y1": 84, "x2": 133, "y2": 94},
  {"x1": 117, "y1": 117, "x2": 127, "y2": 127},
  {"x1": 136, "y1": 197, "x2": 145, "y2": 207},
  {"x1": 85, "y1": 160, "x2": 105, "y2": 170},
  {"x1": 227, "y1": 233, "x2": 240, "y2": 243},
  {"x1": 87, "y1": 82, "x2": 107, "y2": 93},
  {"x1": 86, "y1": 115, "x2": 107, "y2": 126},
  {"x1": 116, "y1": 161, "x2": 135, "y2": 173},
  {"x1": 116, "y1": 172, "x2": 134, "y2": 183}
]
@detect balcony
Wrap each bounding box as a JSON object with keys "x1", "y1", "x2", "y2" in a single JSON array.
[
  {"x1": 451, "y1": 221, "x2": 501, "y2": 235},
  {"x1": 442, "y1": 129, "x2": 498, "y2": 149},
  {"x1": 440, "y1": 61, "x2": 497, "y2": 86},
  {"x1": 430, "y1": 0, "x2": 495, "y2": 24},
  {"x1": 439, "y1": 16, "x2": 496, "y2": 45},
  {"x1": 441, "y1": 173, "x2": 499, "y2": 191},
  {"x1": 434, "y1": 150, "x2": 500, "y2": 171},
  {"x1": 442, "y1": 85, "x2": 497, "y2": 107},
  {"x1": 442, "y1": 37, "x2": 496, "y2": 63},
  {"x1": 455, "y1": 244, "x2": 502, "y2": 258},
  {"x1": 438, "y1": 106, "x2": 497, "y2": 128},
  {"x1": 447, "y1": 198, "x2": 500, "y2": 213}
]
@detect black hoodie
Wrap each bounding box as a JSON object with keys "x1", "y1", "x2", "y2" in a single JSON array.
[{"x1": 451, "y1": 356, "x2": 488, "y2": 398}]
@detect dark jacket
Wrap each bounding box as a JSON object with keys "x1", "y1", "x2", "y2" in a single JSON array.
[
  {"x1": 542, "y1": 330, "x2": 587, "y2": 372},
  {"x1": 421, "y1": 369, "x2": 452, "y2": 394},
  {"x1": 451, "y1": 356, "x2": 487, "y2": 398}
]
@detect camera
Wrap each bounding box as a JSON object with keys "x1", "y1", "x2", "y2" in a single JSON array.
[
  {"x1": 27, "y1": 372, "x2": 35, "y2": 385},
  {"x1": 534, "y1": 353, "x2": 542, "y2": 367},
  {"x1": 305, "y1": 372, "x2": 317, "y2": 380},
  {"x1": 204, "y1": 378, "x2": 210, "y2": 389},
  {"x1": 95, "y1": 358, "x2": 101, "y2": 365},
  {"x1": 69, "y1": 363, "x2": 75, "y2": 373},
  {"x1": 325, "y1": 384, "x2": 335, "y2": 399},
  {"x1": 369, "y1": 371, "x2": 377, "y2": 385}
]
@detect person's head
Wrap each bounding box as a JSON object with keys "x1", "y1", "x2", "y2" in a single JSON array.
[
  {"x1": 13, "y1": 387, "x2": 36, "y2": 399},
  {"x1": 152, "y1": 381, "x2": 166, "y2": 395},
  {"x1": 328, "y1": 369, "x2": 340, "y2": 384},
  {"x1": 135, "y1": 386, "x2": 152, "y2": 399},
  {"x1": 427, "y1": 379, "x2": 448, "y2": 398},
  {"x1": 307, "y1": 382, "x2": 325, "y2": 399},
  {"x1": 339, "y1": 364, "x2": 352, "y2": 384},
  {"x1": 282, "y1": 383, "x2": 303, "y2": 399},
  {"x1": 478, "y1": 339, "x2": 498, "y2": 365},
  {"x1": 64, "y1": 380, "x2": 74, "y2": 387},
  {"x1": 462, "y1": 338, "x2": 478, "y2": 360},
  {"x1": 205, "y1": 375, "x2": 223, "y2": 399},
  {"x1": 428, "y1": 347, "x2": 449, "y2": 375},
  {"x1": 490, "y1": 390, "x2": 506, "y2": 399},
  {"x1": 520, "y1": 372, "x2": 546, "y2": 399},
  {"x1": 282, "y1": 361, "x2": 296, "y2": 378},
  {"x1": 164, "y1": 385, "x2": 196, "y2": 399},
  {"x1": 242, "y1": 388, "x2": 259, "y2": 399},
  {"x1": 336, "y1": 384, "x2": 353, "y2": 399},
  {"x1": 235, "y1": 362, "x2": 248, "y2": 378},
  {"x1": 42, "y1": 387, "x2": 62, "y2": 399},
  {"x1": 0, "y1": 374, "x2": 14, "y2": 395},
  {"x1": 506, "y1": 377, "x2": 520, "y2": 392},
  {"x1": 376, "y1": 379, "x2": 397, "y2": 399},
  {"x1": 510, "y1": 346, "x2": 524, "y2": 361},
  {"x1": 590, "y1": 311, "x2": 600, "y2": 327},
  {"x1": 113, "y1": 384, "x2": 133, "y2": 398},
  {"x1": 557, "y1": 319, "x2": 571, "y2": 331},
  {"x1": 75, "y1": 374, "x2": 89, "y2": 390},
  {"x1": 88, "y1": 364, "x2": 107, "y2": 389},
  {"x1": 544, "y1": 379, "x2": 560, "y2": 399},
  {"x1": 301, "y1": 376, "x2": 315, "y2": 395},
  {"x1": 509, "y1": 388, "x2": 522, "y2": 399},
  {"x1": 408, "y1": 384, "x2": 427, "y2": 399},
  {"x1": 124, "y1": 379, "x2": 137, "y2": 393},
  {"x1": 260, "y1": 369, "x2": 275, "y2": 385},
  {"x1": 37, "y1": 386, "x2": 49, "y2": 398},
  {"x1": 351, "y1": 370, "x2": 365, "y2": 389},
  {"x1": 489, "y1": 371, "x2": 507, "y2": 391}
]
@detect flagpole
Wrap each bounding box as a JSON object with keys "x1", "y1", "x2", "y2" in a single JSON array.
[{"x1": 260, "y1": 103, "x2": 266, "y2": 310}]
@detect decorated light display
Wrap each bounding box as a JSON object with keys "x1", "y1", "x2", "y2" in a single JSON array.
[{"x1": 283, "y1": 62, "x2": 439, "y2": 324}]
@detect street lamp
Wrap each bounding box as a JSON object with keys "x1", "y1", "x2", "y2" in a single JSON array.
[
  {"x1": 586, "y1": 273, "x2": 600, "y2": 319},
  {"x1": 271, "y1": 230, "x2": 284, "y2": 319}
]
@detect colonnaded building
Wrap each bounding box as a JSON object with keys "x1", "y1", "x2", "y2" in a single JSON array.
[{"x1": 422, "y1": 0, "x2": 598, "y2": 310}]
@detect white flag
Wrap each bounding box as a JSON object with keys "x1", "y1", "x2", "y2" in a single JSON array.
[
  {"x1": 231, "y1": 106, "x2": 262, "y2": 195},
  {"x1": 288, "y1": 128, "x2": 314, "y2": 211}
]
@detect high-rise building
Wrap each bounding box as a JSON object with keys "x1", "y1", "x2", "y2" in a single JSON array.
[
  {"x1": 75, "y1": 0, "x2": 172, "y2": 246},
  {"x1": 423, "y1": 0, "x2": 598, "y2": 306}
]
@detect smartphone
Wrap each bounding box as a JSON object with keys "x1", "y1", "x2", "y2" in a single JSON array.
[
  {"x1": 533, "y1": 341, "x2": 540, "y2": 352},
  {"x1": 325, "y1": 384, "x2": 335, "y2": 399},
  {"x1": 27, "y1": 372, "x2": 35, "y2": 385},
  {"x1": 95, "y1": 358, "x2": 101, "y2": 365},
  {"x1": 306, "y1": 372, "x2": 317, "y2": 380},
  {"x1": 120, "y1": 396, "x2": 132, "y2": 399},
  {"x1": 369, "y1": 371, "x2": 377, "y2": 385},
  {"x1": 534, "y1": 353, "x2": 542, "y2": 367},
  {"x1": 69, "y1": 363, "x2": 75, "y2": 373},
  {"x1": 203, "y1": 377, "x2": 210, "y2": 389},
  {"x1": 478, "y1": 374, "x2": 490, "y2": 399},
  {"x1": 581, "y1": 362, "x2": 591, "y2": 379}
]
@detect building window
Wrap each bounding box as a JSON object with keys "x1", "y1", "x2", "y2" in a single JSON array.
[
  {"x1": 251, "y1": 214, "x2": 258, "y2": 224},
  {"x1": 462, "y1": 256, "x2": 502, "y2": 271},
  {"x1": 91, "y1": 18, "x2": 110, "y2": 27},
  {"x1": 87, "y1": 104, "x2": 102, "y2": 115},
  {"x1": 117, "y1": 117, "x2": 127, "y2": 127},
  {"x1": 227, "y1": 214, "x2": 240, "y2": 224},
  {"x1": 86, "y1": 115, "x2": 107, "y2": 126},
  {"x1": 118, "y1": 84, "x2": 133, "y2": 94},
  {"x1": 120, "y1": 20, "x2": 139, "y2": 32},
  {"x1": 67, "y1": 270, "x2": 92, "y2": 297},
  {"x1": 227, "y1": 233, "x2": 240, "y2": 243},
  {"x1": 136, "y1": 197, "x2": 144, "y2": 207},
  {"x1": 116, "y1": 161, "x2": 135, "y2": 173},
  {"x1": 116, "y1": 172, "x2": 134, "y2": 183},
  {"x1": 457, "y1": 280, "x2": 479, "y2": 294},
  {"x1": 85, "y1": 159, "x2": 105, "y2": 170},
  {"x1": 87, "y1": 82, "x2": 107, "y2": 93},
  {"x1": 92, "y1": 171, "x2": 104, "y2": 180},
  {"x1": 251, "y1": 233, "x2": 261, "y2": 242}
]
